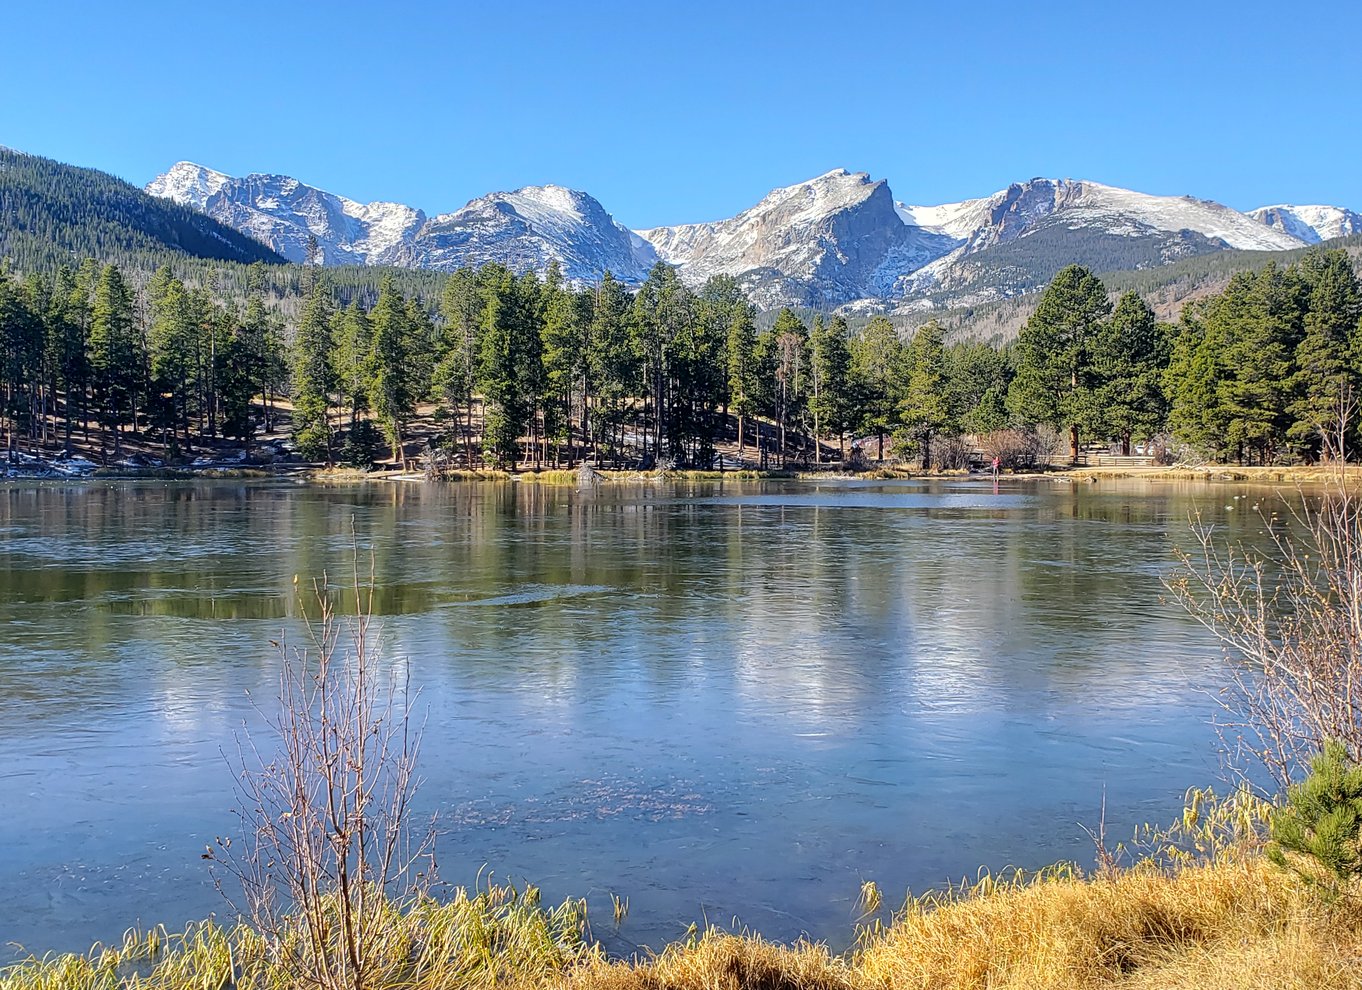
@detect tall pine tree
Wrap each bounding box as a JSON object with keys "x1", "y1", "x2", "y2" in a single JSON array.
[
  {"x1": 291, "y1": 283, "x2": 336, "y2": 463},
  {"x1": 1008, "y1": 264, "x2": 1111, "y2": 460}
]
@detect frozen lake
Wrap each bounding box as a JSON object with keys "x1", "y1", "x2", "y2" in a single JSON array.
[{"x1": 0, "y1": 476, "x2": 1252, "y2": 956}]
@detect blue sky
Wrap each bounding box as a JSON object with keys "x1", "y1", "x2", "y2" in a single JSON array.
[{"x1": 3, "y1": 1, "x2": 1357, "y2": 228}]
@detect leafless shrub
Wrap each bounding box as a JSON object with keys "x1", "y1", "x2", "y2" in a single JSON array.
[
  {"x1": 979, "y1": 427, "x2": 1063, "y2": 469},
  {"x1": 1078, "y1": 789, "x2": 1126, "y2": 879},
  {"x1": 1166, "y1": 405, "x2": 1362, "y2": 789},
  {"x1": 206, "y1": 562, "x2": 435, "y2": 990},
  {"x1": 1147, "y1": 432, "x2": 1178, "y2": 466},
  {"x1": 977, "y1": 430, "x2": 1027, "y2": 469},
  {"x1": 930, "y1": 436, "x2": 971, "y2": 471}
]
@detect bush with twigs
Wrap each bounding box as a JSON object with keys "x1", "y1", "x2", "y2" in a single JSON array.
[{"x1": 206, "y1": 566, "x2": 435, "y2": 990}]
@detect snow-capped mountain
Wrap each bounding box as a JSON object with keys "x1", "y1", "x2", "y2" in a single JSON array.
[
  {"x1": 886, "y1": 179, "x2": 1311, "y2": 305},
  {"x1": 639, "y1": 174, "x2": 1319, "y2": 308},
  {"x1": 148, "y1": 160, "x2": 1357, "y2": 311},
  {"x1": 415, "y1": 185, "x2": 657, "y2": 281},
  {"x1": 636, "y1": 170, "x2": 957, "y2": 308},
  {"x1": 148, "y1": 163, "x2": 424, "y2": 267},
  {"x1": 146, "y1": 163, "x2": 655, "y2": 283},
  {"x1": 146, "y1": 161, "x2": 231, "y2": 210},
  {"x1": 900, "y1": 179, "x2": 1304, "y2": 255},
  {"x1": 1248, "y1": 204, "x2": 1362, "y2": 244}
]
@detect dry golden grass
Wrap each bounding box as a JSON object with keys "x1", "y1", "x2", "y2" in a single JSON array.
[
  {"x1": 1065, "y1": 464, "x2": 1362, "y2": 484},
  {"x1": 546, "y1": 853, "x2": 1362, "y2": 990},
  {"x1": 517, "y1": 469, "x2": 585, "y2": 484},
  {"x1": 0, "y1": 884, "x2": 596, "y2": 990},
  {"x1": 5, "y1": 861, "x2": 1360, "y2": 990},
  {"x1": 854, "y1": 860, "x2": 1362, "y2": 990},
  {"x1": 555, "y1": 931, "x2": 855, "y2": 990},
  {"x1": 309, "y1": 465, "x2": 404, "y2": 480}
]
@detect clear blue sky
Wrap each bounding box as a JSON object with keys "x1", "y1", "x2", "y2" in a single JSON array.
[{"x1": 3, "y1": 0, "x2": 1357, "y2": 228}]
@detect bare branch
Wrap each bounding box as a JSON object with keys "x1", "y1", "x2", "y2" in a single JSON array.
[
  {"x1": 206, "y1": 555, "x2": 436, "y2": 990},
  {"x1": 1167, "y1": 390, "x2": 1362, "y2": 789}
]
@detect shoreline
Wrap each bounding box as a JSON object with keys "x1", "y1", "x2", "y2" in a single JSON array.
[
  {"x1": 1046, "y1": 464, "x2": 1362, "y2": 484},
  {"x1": 3, "y1": 846, "x2": 1354, "y2": 990},
  {"x1": 4, "y1": 460, "x2": 1359, "y2": 486}
]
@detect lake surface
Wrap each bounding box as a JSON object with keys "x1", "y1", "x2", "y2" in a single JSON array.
[{"x1": 0, "y1": 477, "x2": 1268, "y2": 957}]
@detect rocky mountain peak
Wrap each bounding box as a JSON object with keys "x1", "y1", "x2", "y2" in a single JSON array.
[{"x1": 148, "y1": 160, "x2": 1357, "y2": 312}]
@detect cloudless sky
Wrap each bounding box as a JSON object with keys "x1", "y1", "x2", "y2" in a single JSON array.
[{"x1": 2, "y1": 1, "x2": 1358, "y2": 228}]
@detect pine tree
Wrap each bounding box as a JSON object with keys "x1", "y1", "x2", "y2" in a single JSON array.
[
  {"x1": 477, "y1": 267, "x2": 541, "y2": 469},
  {"x1": 403, "y1": 297, "x2": 436, "y2": 406},
  {"x1": 1290, "y1": 249, "x2": 1362, "y2": 457},
  {"x1": 88, "y1": 264, "x2": 140, "y2": 455},
  {"x1": 726, "y1": 301, "x2": 759, "y2": 462},
  {"x1": 851, "y1": 315, "x2": 905, "y2": 462},
  {"x1": 291, "y1": 283, "x2": 336, "y2": 463},
  {"x1": 434, "y1": 267, "x2": 486, "y2": 465},
  {"x1": 19, "y1": 273, "x2": 52, "y2": 448},
  {"x1": 218, "y1": 297, "x2": 275, "y2": 444},
  {"x1": 185, "y1": 287, "x2": 225, "y2": 439},
  {"x1": 368, "y1": 277, "x2": 415, "y2": 463},
  {"x1": 1090, "y1": 292, "x2": 1171, "y2": 455},
  {"x1": 42, "y1": 266, "x2": 88, "y2": 448},
  {"x1": 333, "y1": 302, "x2": 374, "y2": 449},
  {"x1": 810, "y1": 315, "x2": 854, "y2": 462},
  {"x1": 767, "y1": 308, "x2": 809, "y2": 467},
  {"x1": 631, "y1": 263, "x2": 690, "y2": 461},
  {"x1": 1166, "y1": 308, "x2": 1228, "y2": 459},
  {"x1": 0, "y1": 273, "x2": 41, "y2": 457},
  {"x1": 1216, "y1": 264, "x2": 1304, "y2": 464},
  {"x1": 899, "y1": 320, "x2": 952, "y2": 469},
  {"x1": 562, "y1": 286, "x2": 598, "y2": 463},
  {"x1": 669, "y1": 276, "x2": 728, "y2": 467},
  {"x1": 1268, "y1": 740, "x2": 1362, "y2": 899},
  {"x1": 586, "y1": 272, "x2": 637, "y2": 464},
  {"x1": 515, "y1": 271, "x2": 548, "y2": 468},
  {"x1": 146, "y1": 266, "x2": 197, "y2": 453},
  {"x1": 539, "y1": 263, "x2": 587, "y2": 464},
  {"x1": 946, "y1": 342, "x2": 1011, "y2": 436},
  {"x1": 61, "y1": 260, "x2": 97, "y2": 444},
  {"x1": 1008, "y1": 264, "x2": 1111, "y2": 460}
]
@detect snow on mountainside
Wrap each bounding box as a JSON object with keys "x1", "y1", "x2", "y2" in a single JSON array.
[
  {"x1": 636, "y1": 170, "x2": 955, "y2": 308},
  {"x1": 898, "y1": 179, "x2": 1307, "y2": 254},
  {"x1": 416, "y1": 185, "x2": 656, "y2": 281},
  {"x1": 884, "y1": 179, "x2": 1312, "y2": 305},
  {"x1": 148, "y1": 159, "x2": 1356, "y2": 311},
  {"x1": 1249, "y1": 204, "x2": 1362, "y2": 244},
  {"x1": 637, "y1": 174, "x2": 1317, "y2": 308},
  {"x1": 145, "y1": 163, "x2": 654, "y2": 284},
  {"x1": 638, "y1": 169, "x2": 885, "y2": 274},
  {"x1": 148, "y1": 163, "x2": 425, "y2": 266},
  {"x1": 145, "y1": 161, "x2": 231, "y2": 210}
]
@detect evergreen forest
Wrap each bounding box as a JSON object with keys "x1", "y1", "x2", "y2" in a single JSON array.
[{"x1": 0, "y1": 246, "x2": 1360, "y2": 470}]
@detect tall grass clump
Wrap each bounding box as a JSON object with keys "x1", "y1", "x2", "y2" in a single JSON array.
[
  {"x1": 850, "y1": 858, "x2": 1362, "y2": 990},
  {"x1": 0, "y1": 884, "x2": 596, "y2": 990}
]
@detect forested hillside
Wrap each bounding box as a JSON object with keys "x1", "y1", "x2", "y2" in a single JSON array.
[
  {"x1": 927, "y1": 234, "x2": 1362, "y2": 343},
  {"x1": 0, "y1": 148, "x2": 287, "y2": 271}
]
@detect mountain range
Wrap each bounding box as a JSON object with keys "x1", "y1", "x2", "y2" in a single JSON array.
[
  {"x1": 146, "y1": 163, "x2": 659, "y2": 284},
  {"x1": 135, "y1": 161, "x2": 1361, "y2": 312}
]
